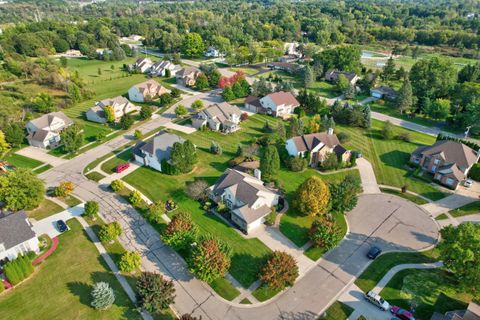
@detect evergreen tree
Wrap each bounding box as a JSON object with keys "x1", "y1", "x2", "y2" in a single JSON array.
[
  {"x1": 222, "y1": 86, "x2": 235, "y2": 101},
  {"x1": 381, "y1": 57, "x2": 396, "y2": 83},
  {"x1": 260, "y1": 145, "x2": 280, "y2": 179},
  {"x1": 396, "y1": 78, "x2": 414, "y2": 114},
  {"x1": 137, "y1": 272, "x2": 175, "y2": 313},
  {"x1": 90, "y1": 282, "x2": 115, "y2": 310},
  {"x1": 303, "y1": 65, "x2": 315, "y2": 88}
]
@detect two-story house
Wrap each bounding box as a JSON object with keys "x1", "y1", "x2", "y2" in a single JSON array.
[
  {"x1": 175, "y1": 67, "x2": 202, "y2": 87},
  {"x1": 286, "y1": 129, "x2": 351, "y2": 167},
  {"x1": 86, "y1": 96, "x2": 140, "y2": 123},
  {"x1": 132, "y1": 57, "x2": 153, "y2": 73},
  {"x1": 191, "y1": 102, "x2": 243, "y2": 133},
  {"x1": 128, "y1": 79, "x2": 169, "y2": 103},
  {"x1": 209, "y1": 169, "x2": 279, "y2": 234},
  {"x1": 133, "y1": 131, "x2": 185, "y2": 172},
  {"x1": 26, "y1": 111, "x2": 74, "y2": 149},
  {"x1": 149, "y1": 60, "x2": 181, "y2": 77},
  {"x1": 0, "y1": 211, "x2": 40, "y2": 263},
  {"x1": 245, "y1": 91, "x2": 299, "y2": 118},
  {"x1": 410, "y1": 140, "x2": 479, "y2": 189}
]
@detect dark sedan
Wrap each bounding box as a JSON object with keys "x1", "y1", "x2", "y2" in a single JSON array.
[
  {"x1": 367, "y1": 246, "x2": 382, "y2": 259},
  {"x1": 56, "y1": 220, "x2": 68, "y2": 233}
]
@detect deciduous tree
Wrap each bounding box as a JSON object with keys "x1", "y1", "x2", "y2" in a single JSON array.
[
  {"x1": 294, "y1": 176, "x2": 330, "y2": 216},
  {"x1": 60, "y1": 124, "x2": 84, "y2": 153},
  {"x1": 188, "y1": 237, "x2": 231, "y2": 283},
  {"x1": 309, "y1": 219, "x2": 341, "y2": 250},
  {"x1": 162, "y1": 211, "x2": 198, "y2": 251},
  {"x1": 136, "y1": 272, "x2": 175, "y2": 313},
  {"x1": 0, "y1": 168, "x2": 45, "y2": 211},
  {"x1": 98, "y1": 222, "x2": 122, "y2": 243},
  {"x1": 260, "y1": 145, "x2": 280, "y2": 179},
  {"x1": 119, "y1": 251, "x2": 141, "y2": 273},
  {"x1": 260, "y1": 251, "x2": 298, "y2": 290}
]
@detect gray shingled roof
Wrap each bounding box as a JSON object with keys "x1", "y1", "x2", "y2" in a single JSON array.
[
  {"x1": 0, "y1": 211, "x2": 36, "y2": 251},
  {"x1": 98, "y1": 96, "x2": 129, "y2": 107},
  {"x1": 136, "y1": 131, "x2": 185, "y2": 161},
  {"x1": 28, "y1": 111, "x2": 73, "y2": 129},
  {"x1": 176, "y1": 66, "x2": 201, "y2": 77},
  {"x1": 200, "y1": 102, "x2": 242, "y2": 125}
]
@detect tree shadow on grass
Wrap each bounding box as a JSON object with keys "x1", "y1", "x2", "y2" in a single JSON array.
[
  {"x1": 379, "y1": 150, "x2": 411, "y2": 169},
  {"x1": 67, "y1": 281, "x2": 92, "y2": 307}
]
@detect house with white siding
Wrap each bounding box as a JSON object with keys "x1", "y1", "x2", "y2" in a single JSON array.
[
  {"x1": 0, "y1": 212, "x2": 39, "y2": 263},
  {"x1": 128, "y1": 79, "x2": 169, "y2": 103},
  {"x1": 245, "y1": 91, "x2": 299, "y2": 118},
  {"x1": 133, "y1": 131, "x2": 184, "y2": 172},
  {"x1": 26, "y1": 111, "x2": 74, "y2": 149},
  {"x1": 86, "y1": 96, "x2": 139, "y2": 123}
]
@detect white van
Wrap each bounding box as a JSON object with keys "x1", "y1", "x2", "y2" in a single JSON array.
[{"x1": 365, "y1": 291, "x2": 390, "y2": 311}]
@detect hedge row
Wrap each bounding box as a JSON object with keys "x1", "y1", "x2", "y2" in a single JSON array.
[{"x1": 4, "y1": 254, "x2": 34, "y2": 285}]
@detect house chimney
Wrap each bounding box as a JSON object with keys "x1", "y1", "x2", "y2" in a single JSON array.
[
  {"x1": 327, "y1": 127, "x2": 334, "y2": 135},
  {"x1": 254, "y1": 168, "x2": 261, "y2": 180}
]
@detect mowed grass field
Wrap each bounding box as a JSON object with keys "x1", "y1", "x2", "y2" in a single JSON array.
[
  {"x1": 0, "y1": 219, "x2": 140, "y2": 320},
  {"x1": 336, "y1": 119, "x2": 448, "y2": 200}
]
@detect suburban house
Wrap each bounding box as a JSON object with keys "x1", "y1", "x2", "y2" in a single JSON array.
[
  {"x1": 26, "y1": 111, "x2": 74, "y2": 149},
  {"x1": 208, "y1": 168, "x2": 279, "y2": 234},
  {"x1": 176, "y1": 67, "x2": 202, "y2": 87},
  {"x1": 86, "y1": 96, "x2": 139, "y2": 123},
  {"x1": 131, "y1": 57, "x2": 153, "y2": 73},
  {"x1": 0, "y1": 212, "x2": 39, "y2": 263},
  {"x1": 205, "y1": 46, "x2": 221, "y2": 58},
  {"x1": 128, "y1": 79, "x2": 169, "y2": 103},
  {"x1": 431, "y1": 301, "x2": 480, "y2": 320},
  {"x1": 245, "y1": 91, "x2": 299, "y2": 118},
  {"x1": 325, "y1": 69, "x2": 359, "y2": 86},
  {"x1": 267, "y1": 62, "x2": 302, "y2": 73},
  {"x1": 371, "y1": 86, "x2": 398, "y2": 100},
  {"x1": 279, "y1": 54, "x2": 301, "y2": 63},
  {"x1": 149, "y1": 60, "x2": 181, "y2": 77},
  {"x1": 410, "y1": 140, "x2": 479, "y2": 189},
  {"x1": 133, "y1": 131, "x2": 185, "y2": 172},
  {"x1": 286, "y1": 129, "x2": 351, "y2": 167},
  {"x1": 191, "y1": 102, "x2": 243, "y2": 133}
]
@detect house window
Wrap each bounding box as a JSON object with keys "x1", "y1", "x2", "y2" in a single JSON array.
[
  {"x1": 226, "y1": 199, "x2": 233, "y2": 209},
  {"x1": 446, "y1": 178, "x2": 454, "y2": 186}
]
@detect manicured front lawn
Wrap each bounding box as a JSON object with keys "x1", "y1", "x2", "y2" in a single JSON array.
[
  {"x1": 5, "y1": 152, "x2": 43, "y2": 169},
  {"x1": 85, "y1": 171, "x2": 106, "y2": 182},
  {"x1": 380, "y1": 187, "x2": 429, "y2": 205},
  {"x1": 380, "y1": 268, "x2": 476, "y2": 320},
  {"x1": 278, "y1": 169, "x2": 360, "y2": 247},
  {"x1": 449, "y1": 201, "x2": 480, "y2": 218},
  {"x1": 355, "y1": 249, "x2": 439, "y2": 293},
  {"x1": 32, "y1": 164, "x2": 52, "y2": 174},
  {"x1": 251, "y1": 284, "x2": 282, "y2": 302},
  {"x1": 63, "y1": 195, "x2": 82, "y2": 207},
  {"x1": 27, "y1": 198, "x2": 64, "y2": 220},
  {"x1": 210, "y1": 277, "x2": 241, "y2": 301},
  {"x1": 229, "y1": 67, "x2": 259, "y2": 76},
  {"x1": 0, "y1": 219, "x2": 140, "y2": 320},
  {"x1": 101, "y1": 149, "x2": 133, "y2": 174},
  {"x1": 337, "y1": 119, "x2": 448, "y2": 201},
  {"x1": 320, "y1": 301, "x2": 354, "y2": 320}
]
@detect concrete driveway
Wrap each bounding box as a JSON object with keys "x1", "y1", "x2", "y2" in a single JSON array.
[{"x1": 32, "y1": 204, "x2": 84, "y2": 238}]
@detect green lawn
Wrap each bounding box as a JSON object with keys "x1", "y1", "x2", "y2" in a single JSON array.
[
  {"x1": 62, "y1": 195, "x2": 82, "y2": 207},
  {"x1": 27, "y1": 198, "x2": 64, "y2": 220},
  {"x1": 32, "y1": 164, "x2": 53, "y2": 174},
  {"x1": 320, "y1": 301, "x2": 354, "y2": 320},
  {"x1": 449, "y1": 201, "x2": 480, "y2": 218},
  {"x1": 380, "y1": 268, "x2": 476, "y2": 320},
  {"x1": 210, "y1": 277, "x2": 241, "y2": 301},
  {"x1": 337, "y1": 119, "x2": 448, "y2": 200},
  {"x1": 5, "y1": 152, "x2": 43, "y2": 169},
  {"x1": 228, "y1": 67, "x2": 259, "y2": 76},
  {"x1": 0, "y1": 219, "x2": 140, "y2": 320},
  {"x1": 380, "y1": 187, "x2": 429, "y2": 205},
  {"x1": 251, "y1": 284, "x2": 282, "y2": 302},
  {"x1": 101, "y1": 149, "x2": 133, "y2": 174},
  {"x1": 85, "y1": 171, "x2": 106, "y2": 182},
  {"x1": 355, "y1": 249, "x2": 439, "y2": 293},
  {"x1": 279, "y1": 169, "x2": 360, "y2": 247},
  {"x1": 436, "y1": 213, "x2": 449, "y2": 220}
]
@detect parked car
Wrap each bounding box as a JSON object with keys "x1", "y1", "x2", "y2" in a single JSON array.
[
  {"x1": 56, "y1": 220, "x2": 68, "y2": 233},
  {"x1": 116, "y1": 163, "x2": 130, "y2": 173},
  {"x1": 390, "y1": 306, "x2": 415, "y2": 320},
  {"x1": 464, "y1": 179, "x2": 474, "y2": 188},
  {"x1": 367, "y1": 246, "x2": 382, "y2": 259},
  {"x1": 365, "y1": 291, "x2": 390, "y2": 311}
]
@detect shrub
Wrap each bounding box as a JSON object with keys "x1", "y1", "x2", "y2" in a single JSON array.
[
  {"x1": 188, "y1": 236, "x2": 231, "y2": 283},
  {"x1": 134, "y1": 130, "x2": 142, "y2": 139},
  {"x1": 329, "y1": 174, "x2": 362, "y2": 213},
  {"x1": 110, "y1": 179, "x2": 124, "y2": 192},
  {"x1": 170, "y1": 88, "x2": 181, "y2": 98},
  {"x1": 185, "y1": 180, "x2": 209, "y2": 201},
  {"x1": 382, "y1": 121, "x2": 395, "y2": 140},
  {"x1": 240, "y1": 113, "x2": 249, "y2": 121},
  {"x1": 54, "y1": 181, "x2": 75, "y2": 197},
  {"x1": 320, "y1": 153, "x2": 339, "y2": 171},
  {"x1": 309, "y1": 219, "x2": 342, "y2": 249},
  {"x1": 98, "y1": 222, "x2": 122, "y2": 242},
  {"x1": 175, "y1": 105, "x2": 188, "y2": 117},
  {"x1": 137, "y1": 272, "x2": 175, "y2": 313},
  {"x1": 337, "y1": 132, "x2": 350, "y2": 143},
  {"x1": 260, "y1": 251, "x2": 298, "y2": 290},
  {"x1": 148, "y1": 200, "x2": 166, "y2": 223},
  {"x1": 397, "y1": 132, "x2": 411, "y2": 142},
  {"x1": 90, "y1": 282, "x2": 115, "y2": 310},
  {"x1": 162, "y1": 212, "x2": 198, "y2": 251},
  {"x1": 294, "y1": 176, "x2": 331, "y2": 216},
  {"x1": 210, "y1": 142, "x2": 222, "y2": 155},
  {"x1": 265, "y1": 208, "x2": 277, "y2": 226},
  {"x1": 469, "y1": 163, "x2": 480, "y2": 181},
  {"x1": 119, "y1": 251, "x2": 141, "y2": 273},
  {"x1": 288, "y1": 156, "x2": 308, "y2": 172},
  {"x1": 129, "y1": 190, "x2": 142, "y2": 206},
  {"x1": 4, "y1": 254, "x2": 34, "y2": 285},
  {"x1": 84, "y1": 201, "x2": 99, "y2": 218},
  {"x1": 140, "y1": 105, "x2": 153, "y2": 120},
  {"x1": 191, "y1": 100, "x2": 204, "y2": 110},
  {"x1": 119, "y1": 114, "x2": 134, "y2": 130}
]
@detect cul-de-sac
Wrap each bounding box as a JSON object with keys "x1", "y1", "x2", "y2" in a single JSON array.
[{"x1": 0, "y1": 1, "x2": 479, "y2": 320}]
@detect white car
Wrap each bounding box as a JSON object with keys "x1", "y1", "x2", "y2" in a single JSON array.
[
  {"x1": 365, "y1": 291, "x2": 390, "y2": 311},
  {"x1": 464, "y1": 179, "x2": 474, "y2": 188}
]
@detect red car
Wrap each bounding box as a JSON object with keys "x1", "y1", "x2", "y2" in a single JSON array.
[
  {"x1": 390, "y1": 306, "x2": 415, "y2": 320},
  {"x1": 116, "y1": 163, "x2": 130, "y2": 173}
]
